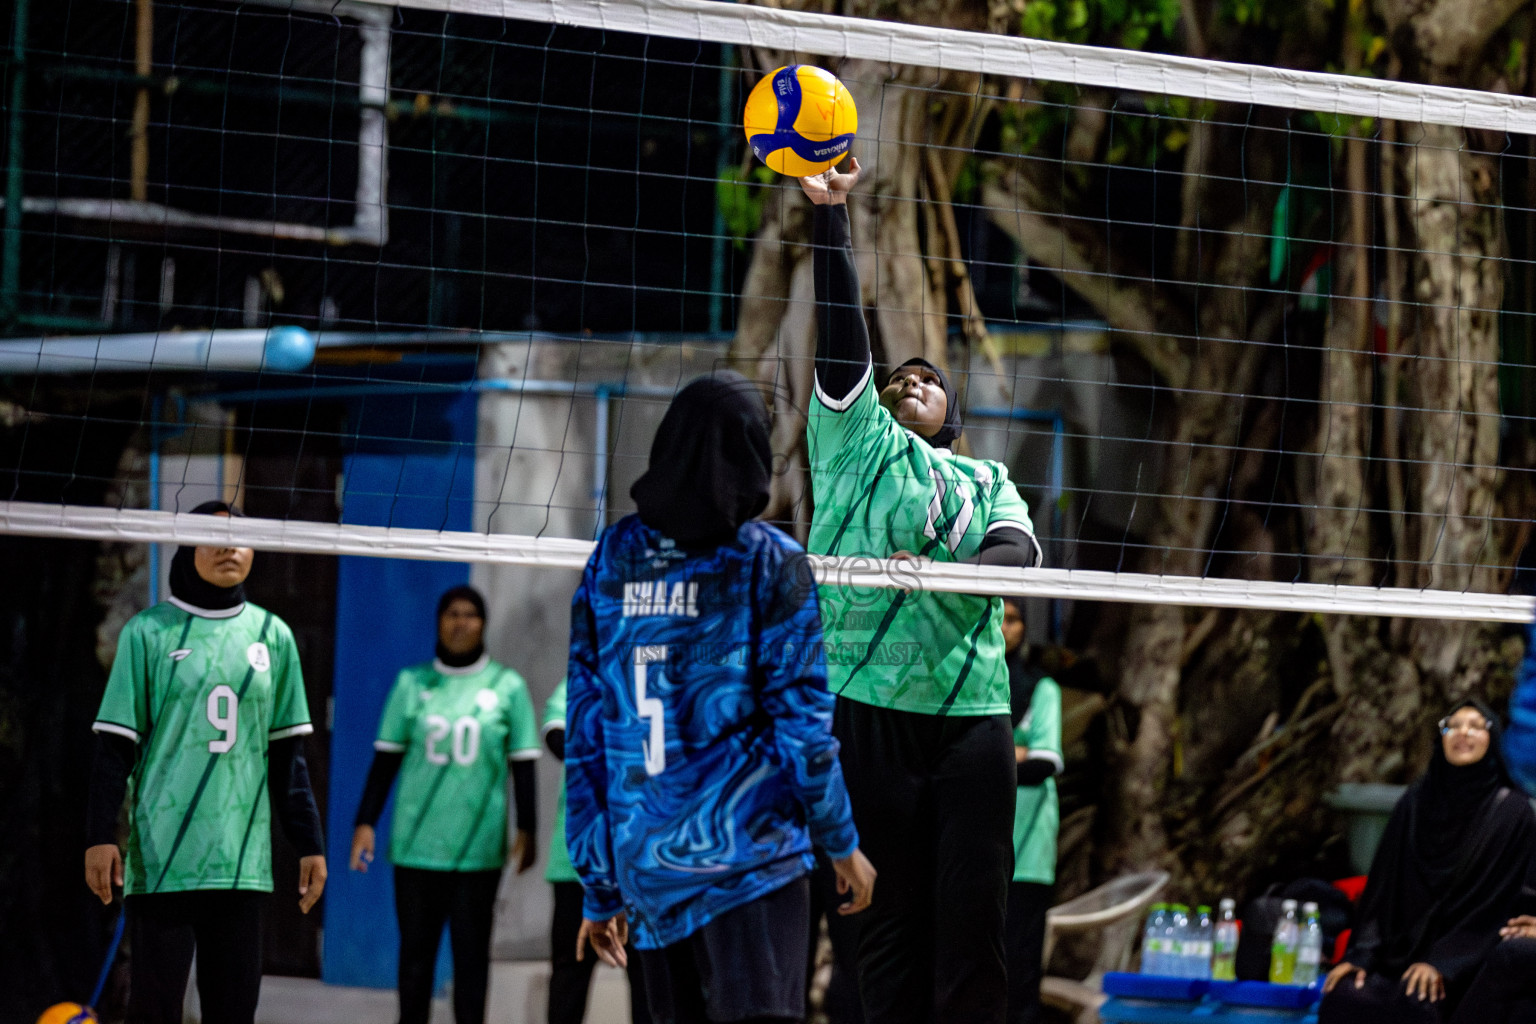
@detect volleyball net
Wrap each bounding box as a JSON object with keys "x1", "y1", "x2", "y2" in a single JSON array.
[{"x1": 3, "y1": 0, "x2": 1536, "y2": 622}]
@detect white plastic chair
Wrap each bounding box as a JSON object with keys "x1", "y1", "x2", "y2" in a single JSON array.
[{"x1": 1039, "y1": 869, "x2": 1170, "y2": 1024}]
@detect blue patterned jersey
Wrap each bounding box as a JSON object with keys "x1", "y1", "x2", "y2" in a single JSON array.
[
  {"x1": 1508, "y1": 620, "x2": 1536, "y2": 796},
  {"x1": 565, "y1": 515, "x2": 858, "y2": 949}
]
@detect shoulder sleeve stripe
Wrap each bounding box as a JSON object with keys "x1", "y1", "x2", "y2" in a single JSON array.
[
  {"x1": 1025, "y1": 750, "x2": 1064, "y2": 774},
  {"x1": 539, "y1": 719, "x2": 566, "y2": 739},
  {"x1": 93, "y1": 721, "x2": 141, "y2": 742},
  {"x1": 269, "y1": 723, "x2": 315, "y2": 740},
  {"x1": 374, "y1": 740, "x2": 407, "y2": 753},
  {"x1": 813, "y1": 362, "x2": 873, "y2": 413},
  {"x1": 508, "y1": 748, "x2": 543, "y2": 762}
]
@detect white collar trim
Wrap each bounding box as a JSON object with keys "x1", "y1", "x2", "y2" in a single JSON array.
[
  {"x1": 434, "y1": 653, "x2": 490, "y2": 676},
  {"x1": 168, "y1": 596, "x2": 246, "y2": 619}
]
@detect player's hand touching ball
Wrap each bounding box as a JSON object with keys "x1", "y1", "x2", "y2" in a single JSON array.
[
  {"x1": 799, "y1": 157, "x2": 861, "y2": 206},
  {"x1": 85, "y1": 844, "x2": 123, "y2": 905}
]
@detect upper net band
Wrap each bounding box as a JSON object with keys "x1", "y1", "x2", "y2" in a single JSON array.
[{"x1": 4, "y1": 0, "x2": 1534, "y2": 623}]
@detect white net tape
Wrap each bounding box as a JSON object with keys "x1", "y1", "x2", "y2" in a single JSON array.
[
  {"x1": 7, "y1": 501, "x2": 1530, "y2": 621},
  {"x1": 343, "y1": 0, "x2": 1536, "y2": 132},
  {"x1": 10, "y1": 0, "x2": 1535, "y2": 623}
]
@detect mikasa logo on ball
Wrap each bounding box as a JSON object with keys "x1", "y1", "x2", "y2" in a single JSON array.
[{"x1": 247, "y1": 642, "x2": 271, "y2": 672}]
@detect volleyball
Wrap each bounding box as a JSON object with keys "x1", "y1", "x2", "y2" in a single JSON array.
[
  {"x1": 743, "y1": 65, "x2": 858, "y2": 177},
  {"x1": 35, "y1": 1005, "x2": 97, "y2": 1024}
]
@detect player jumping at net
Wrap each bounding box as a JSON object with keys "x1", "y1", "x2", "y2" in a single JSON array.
[
  {"x1": 565, "y1": 371, "x2": 877, "y2": 1024},
  {"x1": 85, "y1": 501, "x2": 326, "y2": 1024},
  {"x1": 801, "y1": 159, "x2": 1042, "y2": 1024},
  {"x1": 350, "y1": 584, "x2": 541, "y2": 1024}
]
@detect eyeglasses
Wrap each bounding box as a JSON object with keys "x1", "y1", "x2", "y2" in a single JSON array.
[{"x1": 1438, "y1": 718, "x2": 1492, "y2": 736}]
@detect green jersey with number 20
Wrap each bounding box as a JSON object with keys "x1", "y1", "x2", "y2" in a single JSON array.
[
  {"x1": 93, "y1": 601, "x2": 313, "y2": 896},
  {"x1": 808, "y1": 370, "x2": 1038, "y2": 716},
  {"x1": 375, "y1": 657, "x2": 540, "y2": 871}
]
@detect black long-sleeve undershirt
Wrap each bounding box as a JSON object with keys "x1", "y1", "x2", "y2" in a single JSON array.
[
  {"x1": 812, "y1": 204, "x2": 1043, "y2": 571},
  {"x1": 813, "y1": 203, "x2": 871, "y2": 403},
  {"x1": 353, "y1": 751, "x2": 537, "y2": 836},
  {"x1": 511, "y1": 759, "x2": 536, "y2": 836},
  {"x1": 1016, "y1": 759, "x2": 1057, "y2": 787},
  {"x1": 270, "y1": 737, "x2": 325, "y2": 857},
  {"x1": 544, "y1": 725, "x2": 565, "y2": 760},
  {"x1": 86, "y1": 732, "x2": 324, "y2": 857}
]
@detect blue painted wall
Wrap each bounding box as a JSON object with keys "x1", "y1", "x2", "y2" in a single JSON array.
[{"x1": 323, "y1": 391, "x2": 478, "y2": 989}]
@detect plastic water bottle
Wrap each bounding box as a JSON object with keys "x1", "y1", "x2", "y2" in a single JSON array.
[
  {"x1": 1141, "y1": 903, "x2": 1169, "y2": 974},
  {"x1": 1212, "y1": 898, "x2": 1239, "y2": 981},
  {"x1": 1269, "y1": 899, "x2": 1300, "y2": 985},
  {"x1": 1294, "y1": 901, "x2": 1323, "y2": 987},
  {"x1": 1192, "y1": 905, "x2": 1215, "y2": 980},
  {"x1": 1170, "y1": 904, "x2": 1192, "y2": 977}
]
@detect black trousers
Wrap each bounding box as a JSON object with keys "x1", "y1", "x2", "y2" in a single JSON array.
[
  {"x1": 833, "y1": 701, "x2": 1015, "y2": 1024},
  {"x1": 807, "y1": 855, "x2": 864, "y2": 1024},
  {"x1": 1450, "y1": 938, "x2": 1536, "y2": 1024},
  {"x1": 640, "y1": 876, "x2": 810, "y2": 1024},
  {"x1": 125, "y1": 890, "x2": 265, "y2": 1024},
  {"x1": 394, "y1": 865, "x2": 501, "y2": 1024},
  {"x1": 1318, "y1": 972, "x2": 1449, "y2": 1024},
  {"x1": 548, "y1": 880, "x2": 652, "y2": 1024},
  {"x1": 1004, "y1": 882, "x2": 1052, "y2": 1024}
]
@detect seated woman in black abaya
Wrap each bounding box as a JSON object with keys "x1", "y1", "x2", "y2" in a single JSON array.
[{"x1": 1319, "y1": 701, "x2": 1535, "y2": 1024}]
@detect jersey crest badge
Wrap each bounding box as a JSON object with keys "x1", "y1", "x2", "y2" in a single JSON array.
[
  {"x1": 246, "y1": 642, "x2": 271, "y2": 673},
  {"x1": 475, "y1": 689, "x2": 499, "y2": 712}
]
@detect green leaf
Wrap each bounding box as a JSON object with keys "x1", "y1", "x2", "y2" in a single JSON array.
[
  {"x1": 716, "y1": 167, "x2": 766, "y2": 248},
  {"x1": 1021, "y1": 0, "x2": 1059, "y2": 39}
]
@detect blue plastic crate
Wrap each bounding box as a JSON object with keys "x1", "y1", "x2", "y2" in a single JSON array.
[
  {"x1": 1104, "y1": 973, "x2": 1211, "y2": 1001},
  {"x1": 1208, "y1": 980, "x2": 1322, "y2": 1010}
]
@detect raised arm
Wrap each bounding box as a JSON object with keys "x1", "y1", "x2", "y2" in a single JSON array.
[{"x1": 805, "y1": 159, "x2": 871, "y2": 405}]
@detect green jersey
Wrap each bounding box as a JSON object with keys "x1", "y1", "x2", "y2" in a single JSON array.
[
  {"x1": 375, "y1": 657, "x2": 540, "y2": 871},
  {"x1": 808, "y1": 371, "x2": 1038, "y2": 715},
  {"x1": 93, "y1": 600, "x2": 313, "y2": 895},
  {"x1": 1011, "y1": 676, "x2": 1062, "y2": 884},
  {"x1": 541, "y1": 679, "x2": 578, "y2": 884}
]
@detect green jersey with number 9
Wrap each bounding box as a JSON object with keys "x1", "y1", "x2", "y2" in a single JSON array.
[
  {"x1": 808, "y1": 372, "x2": 1038, "y2": 716},
  {"x1": 374, "y1": 657, "x2": 540, "y2": 871},
  {"x1": 92, "y1": 602, "x2": 313, "y2": 895}
]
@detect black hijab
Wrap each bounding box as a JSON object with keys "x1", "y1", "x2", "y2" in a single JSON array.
[
  {"x1": 630, "y1": 371, "x2": 772, "y2": 548},
  {"x1": 890, "y1": 357, "x2": 962, "y2": 450},
  {"x1": 1344, "y1": 699, "x2": 1534, "y2": 984},
  {"x1": 1413, "y1": 699, "x2": 1512, "y2": 880},
  {"x1": 167, "y1": 500, "x2": 246, "y2": 613},
  {"x1": 435, "y1": 584, "x2": 487, "y2": 669},
  {"x1": 1002, "y1": 598, "x2": 1038, "y2": 726}
]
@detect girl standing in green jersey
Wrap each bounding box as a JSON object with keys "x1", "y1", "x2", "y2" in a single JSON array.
[
  {"x1": 85, "y1": 501, "x2": 326, "y2": 1024},
  {"x1": 999, "y1": 598, "x2": 1062, "y2": 1024},
  {"x1": 802, "y1": 162, "x2": 1042, "y2": 1024},
  {"x1": 349, "y1": 585, "x2": 540, "y2": 1024},
  {"x1": 540, "y1": 679, "x2": 651, "y2": 1024}
]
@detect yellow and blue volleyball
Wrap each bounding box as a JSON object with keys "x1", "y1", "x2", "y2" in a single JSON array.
[
  {"x1": 743, "y1": 65, "x2": 858, "y2": 177},
  {"x1": 36, "y1": 1005, "x2": 97, "y2": 1024}
]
